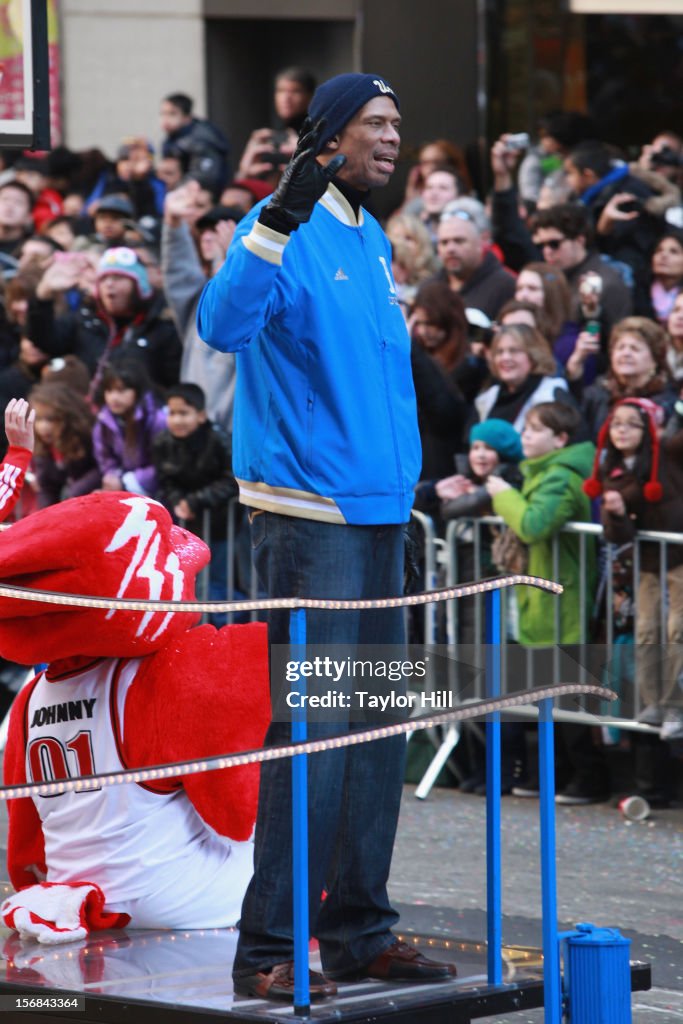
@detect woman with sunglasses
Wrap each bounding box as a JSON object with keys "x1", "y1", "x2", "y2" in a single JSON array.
[{"x1": 399, "y1": 138, "x2": 471, "y2": 211}]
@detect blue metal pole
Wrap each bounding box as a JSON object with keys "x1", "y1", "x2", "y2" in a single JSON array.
[
  {"x1": 289, "y1": 608, "x2": 310, "y2": 1014},
  {"x1": 538, "y1": 696, "x2": 561, "y2": 1024},
  {"x1": 485, "y1": 588, "x2": 502, "y2": 985}
]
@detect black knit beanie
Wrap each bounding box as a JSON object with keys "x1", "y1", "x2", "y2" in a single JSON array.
[{"x1": 308, "y1": 73, "x2": 399, "y2": 154}]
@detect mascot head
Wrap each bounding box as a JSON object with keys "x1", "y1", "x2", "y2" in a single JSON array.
[{"x1": 0, "y1": 493, "x2": 209, "y2": 664}]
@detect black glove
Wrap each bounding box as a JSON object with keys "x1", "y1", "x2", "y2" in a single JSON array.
[{"x1": 258, "y1": 117, "x2": 346, "y2": 234}]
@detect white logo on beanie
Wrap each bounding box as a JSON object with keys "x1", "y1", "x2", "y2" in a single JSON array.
[
  {"x1": 373, "y1": 79, "x2": 394, "y2": 96},
  {"x1": 104, "y1": 497, "x2": 186, "y2": 640}
]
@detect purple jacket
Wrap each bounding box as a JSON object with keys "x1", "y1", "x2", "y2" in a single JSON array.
[{"x1": 93, "y1": 392, "x2": 167, "y2": 495}]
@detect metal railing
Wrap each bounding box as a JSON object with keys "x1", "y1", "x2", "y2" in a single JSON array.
[
  {"x1": 167, "y1": 499, "x2": 683, "y2": 735},
  {"x1": 441, "y1": 514, "x2": 683, "y2": 728}
]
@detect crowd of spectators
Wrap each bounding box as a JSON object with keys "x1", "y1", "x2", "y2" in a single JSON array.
[
  {"x1": 402, "y1": 120, "x2": 683, "y2": 806},
  {"x1": 0, "y1": 76, "x2": 681, "y2": 805}
]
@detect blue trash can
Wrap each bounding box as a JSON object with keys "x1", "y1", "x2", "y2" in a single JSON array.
[{"x1": 561, "y1": 922, "x2": 632, "y2": 1024}]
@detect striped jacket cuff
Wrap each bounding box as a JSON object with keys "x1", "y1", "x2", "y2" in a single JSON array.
[{"x1": 242, "y1": 221, "x2": 290, "y2": 266}]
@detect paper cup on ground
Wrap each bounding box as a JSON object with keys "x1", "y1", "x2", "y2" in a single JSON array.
[{"x1": 618, "y1": 795, "x2": 650, "y2": 821}]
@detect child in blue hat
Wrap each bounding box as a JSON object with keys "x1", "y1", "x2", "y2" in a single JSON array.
[
  {"x1": 436, "y1": 418, "x2": 523, "y2": 521},
  {"x1": 427, "y1": 419, "x2": 525, "y2": 796}
]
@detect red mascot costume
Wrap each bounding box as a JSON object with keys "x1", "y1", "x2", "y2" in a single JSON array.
[{"x1": 0, "y1": 492, "x2": 270, "y2": 942}]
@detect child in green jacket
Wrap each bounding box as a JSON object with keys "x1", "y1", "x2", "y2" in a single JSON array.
[
  {"x1": 486, "y1": 401, "x2": 609, "y2": 804},
  {"x1": 486, "y1": 401, "x2": 595, "y2": 646}
]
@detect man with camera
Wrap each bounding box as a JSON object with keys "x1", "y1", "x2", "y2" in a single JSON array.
[
  {"x1": 638, "y1": 131, "x2": 683, "y2": 188},
  {"x1": 236, "y1": 68, "x2": 316, "y2": 185},
  {"x1": 637, "y1": 131, "x2": 683, "y2": 230},
  {"x1": 563, "y1": 141, "x2": 658, "y2": 297}
]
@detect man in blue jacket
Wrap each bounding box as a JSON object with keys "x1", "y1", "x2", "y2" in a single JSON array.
[{"x1": 198, "y1": 73, "x2": 456, "y2": 1001}]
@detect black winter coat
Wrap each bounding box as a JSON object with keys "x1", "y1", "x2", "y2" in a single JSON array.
[
  {"x1": 27, "y1": 291, "x2": 182, "y2": 391},
  {"x1": 152, "y1": 421, "x2": 238, "y2": 541}
]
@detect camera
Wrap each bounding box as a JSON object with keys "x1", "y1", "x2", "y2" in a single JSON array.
[
  {"x1": 618, "y1": 197, "x2": 642, "y2": 214},
  {"x1": 579, "y1": 272, "x2": 603, "y2": 299},
  {"x1": 261, "y1": 150, "x2": 291, "y2": 167},
  {"x1": 650, "y1": 146, "x2": 683, "y2": 170},
  {"x1": 260, "y1": 129, "x2": 291, "y2": 167},
  {"x1": 505, "y1": 132, "x2": 530, "y2": 152}
]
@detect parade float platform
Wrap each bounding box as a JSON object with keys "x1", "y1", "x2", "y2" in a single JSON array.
[{"x1": 0, "y1": 924, "x2": 651, "y2": 1024}]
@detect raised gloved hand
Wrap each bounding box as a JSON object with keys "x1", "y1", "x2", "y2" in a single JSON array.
[{"x1": 258, "y1": 117, "x2": 346, "y2": 233}]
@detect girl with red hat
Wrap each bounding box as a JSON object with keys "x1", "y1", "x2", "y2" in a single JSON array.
[{"x1": 584, "y1": 396, "x2": 683, "y2": 741}]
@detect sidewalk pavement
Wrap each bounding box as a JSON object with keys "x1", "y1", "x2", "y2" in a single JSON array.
[{"x1": 392, "y1": 784, "x2": 683, "y2": 1023}]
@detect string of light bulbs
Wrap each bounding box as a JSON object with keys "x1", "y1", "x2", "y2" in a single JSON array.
[
  {"x1": 1, "y1": 683, "x2": 614, "y2": 801},
  {"x1": 0, "y1": 573, "x2": 578, "y2": 801},
  {"x1": 0, "y1": 573, "x2": 562, "y2": 616}
]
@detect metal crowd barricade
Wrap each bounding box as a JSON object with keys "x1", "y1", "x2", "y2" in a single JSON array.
[
  {"x1": 415, "y1": 515, "x2": 683, "y2": 800},
  {"x1": 184, "y1": 498, "x2": 683, "y2": 731},
  {"x1": 191, "y1": 497, "x2": 248, "y2": 624},
  {"x1": 192, "y1": 504, "x2": 443, "y2": 632},
  {"x1": 409, "y1": 509, "x2": 442, "y2": 646}
]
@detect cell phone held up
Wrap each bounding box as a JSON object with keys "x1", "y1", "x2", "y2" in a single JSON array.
[
  {"x1": 505, "y1": 132, "x2": 530, "y2": 152},
  {"x1": 584, "y1": 320, "x2": 601, "y2": 345}
]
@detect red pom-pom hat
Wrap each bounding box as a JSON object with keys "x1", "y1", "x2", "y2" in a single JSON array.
[{"x1": 582, "y1": 397, "x2": 664, "y2": 503}]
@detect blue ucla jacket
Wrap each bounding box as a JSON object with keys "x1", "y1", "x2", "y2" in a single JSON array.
[{"x1": 197, "y1": 183, "x2": 420, "y2": 525}]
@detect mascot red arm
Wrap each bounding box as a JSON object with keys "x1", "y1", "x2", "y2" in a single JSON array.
[
  {"x1": 0, "y1": 493, "x2": 271, "y2": 928},
  {"x1": 123, "y1": 622, "x2": 268, "y2": 839}
]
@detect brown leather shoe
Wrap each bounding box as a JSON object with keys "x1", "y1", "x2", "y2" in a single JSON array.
[
  {"x1": 358, "y1": 940, "x2": 457, "y2": 981},
  {"x1": 234, "y1": 961, "x2": 337, "y2": 1001}
]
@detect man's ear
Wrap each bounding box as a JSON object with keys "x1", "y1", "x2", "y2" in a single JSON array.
[{"x1": 325, "y1": 136, "x2": 341, "y2": 151}]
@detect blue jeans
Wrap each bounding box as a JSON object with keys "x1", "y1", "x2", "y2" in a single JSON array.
[{"x1": 233, "y1": 512, "x2": 407, "y2": 979}]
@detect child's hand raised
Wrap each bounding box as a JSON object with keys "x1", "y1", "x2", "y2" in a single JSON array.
[
  {"x1": 36, "y1": 252, "x2": 89, "y2": 300},
  {"x1": 101, "y1": 473, "x2": 123, "y2": 491},
  {"x1": 602, "y1": 489, "x2": 626, "y2": 516},
  {"x1": 174, "y1": 499, "x2": 194, "y2": 522},
  {"x1": 485, "y1": 475, "x2": 512, "y2": 496},
  {"x1": 4, "y1": 398, "x2": 35, "y2": 453},
  {"x1": 435, "y1": 473, "x2": 472, "y2": 500}
]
